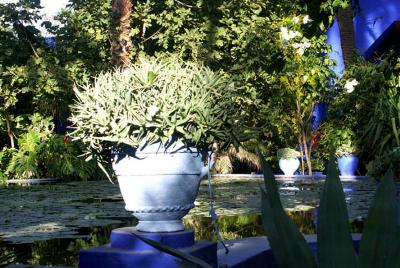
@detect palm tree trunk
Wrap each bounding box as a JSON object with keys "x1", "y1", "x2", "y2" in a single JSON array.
[
  {"x1": 337, "y1": 7, "x2": 355, "y2": 66},
  {"x1": 110, "y1": 0, "x2": 133, "y2": 68}
]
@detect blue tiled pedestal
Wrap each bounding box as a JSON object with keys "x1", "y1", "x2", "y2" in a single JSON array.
[{"x1": 79, "y1": 227, "x2": 217, "y2": 268}]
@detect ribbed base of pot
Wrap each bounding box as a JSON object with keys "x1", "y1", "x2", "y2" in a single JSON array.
[{"x1": 136, "y1": 220, "x2": 185, "y2": 232}]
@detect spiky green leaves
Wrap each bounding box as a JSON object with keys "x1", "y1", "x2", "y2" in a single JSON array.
[
  {"x1": 359, "y1": 170, "x2": 400, "y2": 268},
  {"x1": 259, "y1": 151, "x2": 317, "y2": 268},
  {"x1": 70, "y1": 57, "x2": 239, "y2": 154},
  {"x1": 317, "y1": 150, "x2": 358, "y2": 268},
  {"x1": 259, "y1": 150, "x2": 400, "y2": 268}
]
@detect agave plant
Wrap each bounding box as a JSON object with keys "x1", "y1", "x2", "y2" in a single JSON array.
[{"x1": 259, "y1": 150, "x2": 400, "y2": 268}]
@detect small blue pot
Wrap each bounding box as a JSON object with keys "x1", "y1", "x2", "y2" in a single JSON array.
[{"x1": 338, "y1": 154, "x2": 359, "y2": 176}]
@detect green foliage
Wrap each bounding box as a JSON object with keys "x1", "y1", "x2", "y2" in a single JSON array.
[
  {"x1": 324, "y1": 53, "x2": 400, "y2": 176},
  {"x1": 5, "y1": 129, "x2": 101, "y2": 181},
  {"x1": 311, "y1": 151, "x2": 326, "y2": 172},
  {"x1": 70, "y1": 57, "x2": 240, "y2": 155},
  {"x1": 330, "y1": 56, "x2": 386, "y2": 155},
  {"x1": 57, "y1": 0, "x2": 350, "y2": 158},
  {"x1": 258, "y1": 151, "x2": 400, "y2": 267},
  {"x1": 0, "y1": 147, "x2": 16, "y2": 184},
  {"x1": 40, "y1": 135, "x2": 101, "y2": 181},
  {"x1": 366, "y1": 154, "x2": 392, "y2": 180},
  {"x1": 358, "y1": 170, "x2": 400, "y2": 267},
  {"x1": 0, "y1": 0, "x2": 83, "y2": 151},
  {"x1": 320, "y1": 124, "x2": 358, "y2": 157},
  {"x1": 277, "y1": 148, "x2": 301, "y2": 159},
  {"x1": 0, "y1": 0, "x2": 42, "y2": 66},
  {"x1": 274, "y1": 15, "x2": 335, "y2": 174},
  {"x1": 52, "y1": 0, "x2": 111, "y2": 75},
  {"x1": 0, "y1": 0, "x2": 355, "y2": 179},
  {"x1": 6, "y1": 130, "x2": 43, "y2": 179}
]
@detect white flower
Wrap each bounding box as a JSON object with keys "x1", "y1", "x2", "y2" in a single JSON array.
[
  {"x1": 303, "y1": 41, "x2": 311, "y2": 48},
  {"x1": 293, "y1": 16, "x2": 300, "y2": 24},
  {"x1": 280, "y1": 27, "x2": 301, "y2": 42},
  {"x1": 280, "y1": 27, "x2": 288, "y2": 38},
  {"x1": 147, "y1": 105, "x2": 159, "y2": 117},
  {"x1": 303, "y1": 15, "x2": 312, "y2": 24},
  {"x1": 292, "y1": 41, "x2": 311, "y2": 54},
  {"x1": 288, "y1": 30, "x2": 301, "y2": 39},
  {"x1": 344, "y1": 79, "x2": 359, "y2": 93},
  {"x1": 292, "y1": 43, "x2": 301, "y2": 48}
]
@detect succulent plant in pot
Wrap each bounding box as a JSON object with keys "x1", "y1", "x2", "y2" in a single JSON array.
[
  {"x1": 277, "y1": 148, "x2": 301, "y2": 176},
  {"x1": 69, "y1": 57, "x2": 239, "y2": 232}
]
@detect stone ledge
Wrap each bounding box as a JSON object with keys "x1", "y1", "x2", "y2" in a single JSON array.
[{"x1": 217, "y1": 234, "x2": 362, "y2": 268}]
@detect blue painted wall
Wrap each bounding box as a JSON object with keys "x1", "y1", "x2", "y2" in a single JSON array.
[
  {"x1": 354, "y1": 0, "x2": 400, "y2": 55},
  {"x1": 326, "y1": 0, "x2": 400, "y2": 75},
  {"x1": 327, "y1": 19, "x2": 346, "y2": 75}
]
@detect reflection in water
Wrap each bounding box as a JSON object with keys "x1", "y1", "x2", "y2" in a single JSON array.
[
  {"x1": 0, "y1": 220, "x2": 136, "y2": 267},
  {"x1": 1, "y1": 212, "x2": 365, "y2": 267},
  {"x1": 184, "y1": 212, "x2": 364, "y2": 241},
  {"x1": 0, "y1": 177, "x2": 384, "y2": 266},
  {"x1": 1, "y1": 212, "x2": 366, "y2": 267}
]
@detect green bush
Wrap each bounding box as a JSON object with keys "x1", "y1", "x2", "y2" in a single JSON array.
[
  {"x1": 320, "y1": 123, "x2": 358, "y2": 157},
  {"x1": 40, "y1": 135, "x2": 103, "y2": 181},
  {"x1": 5, "y1": 130, "x2": 102, "y2": 181},
  {"x1": 0, "y1": 147, "x2": 16, "y2": 184},
  {"x1": 6, "y1": 131, "x2": 43, "y2": 179}
]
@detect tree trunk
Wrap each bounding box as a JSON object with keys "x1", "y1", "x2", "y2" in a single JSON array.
[
  {"x1": 110, "y1": 0, "x2": 133, "y2": 68},
  {"x1": 296, "y1": 99, "x2": 305, "y2": 175},
  {"x1": 5, "y1": 115, "x2": 15, "y2": 148},
  {"x1": 337, "y1": 7, "x2": 355, "y2": 66},
  {"x1": 298, "y1": 135, "x2": 305, "y2": 175},
  {"x1": 302, "y1": 129, "x2": 312, "y2": 176}
]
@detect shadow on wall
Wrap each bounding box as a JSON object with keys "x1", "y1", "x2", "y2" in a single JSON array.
[
  {"x1": 326, "y1": 0, "x2": 400, "y2": 75},
  {"x1": 354, "y1": 0, "x2": 400, "y2": 54}
]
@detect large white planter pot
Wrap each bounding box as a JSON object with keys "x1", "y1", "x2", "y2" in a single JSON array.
[
  {"x1": 279, "y1": 158, "x2": 300, "y2": 176},
  {"x1": 112, "y1": 142, "x2": 211, "y2": 233}
]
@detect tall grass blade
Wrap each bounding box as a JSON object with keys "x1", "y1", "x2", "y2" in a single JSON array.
[
  {"x1": 259, "y1": 151, "x2": 316, "y2": 268},
  {"x1": 359, "y1": 170, "x2": 400, "y2": 268},
  {"x1": 134, "y1": 234, "x2": 213, "y2": 268},
  {"x1": 317, "y1": 150, "x2": 358, "y2": 268}
]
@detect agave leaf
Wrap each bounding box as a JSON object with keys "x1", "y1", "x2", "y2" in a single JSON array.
[
  {"x1": 359, "y1": 170, "x2": 400, "y2": 268},
  {"x1": 134, "y1": 234, "x2": 213, "y2": 268},
  {"x1": 317, "y1": 150, "x2": 358, "y2": 268},
  {"x1": 258, "y1": 151, "x2": 316, "y2": 268}
]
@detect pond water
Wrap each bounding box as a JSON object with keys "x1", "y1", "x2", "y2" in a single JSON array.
[{"x1": 0, "y1": 176, "x2": 390, "y2": 266}]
